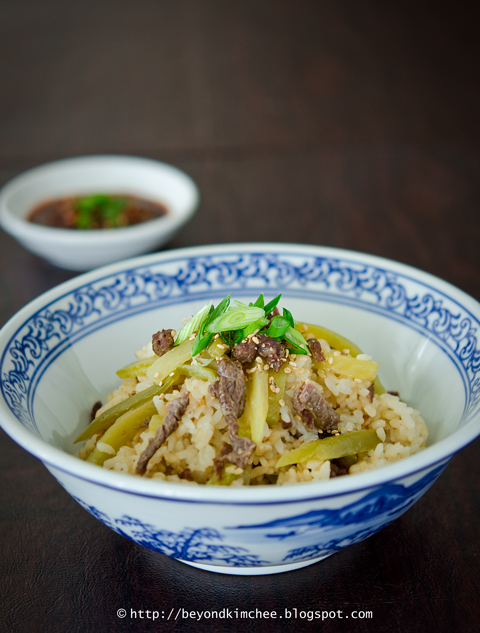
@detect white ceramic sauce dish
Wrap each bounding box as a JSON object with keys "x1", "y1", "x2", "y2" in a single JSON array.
[
  {"x1": 0, "y1": 243, "x2": 479, "y2": 575},
  {"x1": 0, "y1": 155, "x2": 199, "y2": 270}
]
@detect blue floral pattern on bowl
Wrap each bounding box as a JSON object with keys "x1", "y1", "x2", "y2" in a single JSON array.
[
  {"x1": 2, "y1": 251, "x2": 480, "y2": 435},
  {"x1": 70, "y1": 462, "x2": 446, "y2": 567}
]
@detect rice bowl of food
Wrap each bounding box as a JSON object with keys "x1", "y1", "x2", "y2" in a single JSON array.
[{"x1": 0, "y1": 243, "x2": 478, "y2": 574}]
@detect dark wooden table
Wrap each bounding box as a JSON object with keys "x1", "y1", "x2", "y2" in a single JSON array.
[{"x1": 1, "y1": 1, "x2": 479, "y2": 631}]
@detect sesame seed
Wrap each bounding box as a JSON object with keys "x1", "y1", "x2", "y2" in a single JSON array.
[
  {"x1": 333, "y1": 350, "x2": 341, "y2": 356},
  {"x1": 279, "y1": 399, "x2": 285, "y2": 407},
  {"x1": 354, "y1": 378, "x2": 362, "y2": 383},
  {"x1": 154, "y1": 372, "x2": 160, "y2": 378},
  {"x1": 270, "y1": 385, "x2": 276, "y2": 392},
  {"x1": 342, "y1": 348, "x2": 350, "y2": 355},
  {"x1": 214, "y1": 334, "x2": 220, "y2": 340},
  {"x1": 217, "y1": 344, "x2": 227, "y2": 349},
  {"x1": 189, "y1": 334, "x2": 196, "y2": 340},
  {"x1": 275, "y1": 387, "x2": 280, "y2": 393},
  {"x1": 284, "y1": 367, "x2": 292, "y2": 374},
  {"x1": 159, "y1": 393, "x2": 165, "y2": 399},
  {"x1": 158, "y1": 380, "x2": 163, "y2": 386},
  {"x1": 252, "y1": 336, "x2": 260, "y2": 344},
  {"x1": 328, "y1": 357, "x2": 333, "y2": 364},
  {"x1": 301, "y1": 324, "x2": 308, "y2": 332},
  {"x1": 169, "y1": 372, "x2": 175, "y2": 376},
  {"x1": 246, "y1": 367, "x2": 256, "y2": 373},
  {"x1": 289, "y1": 361, "x2": 297, "y2": 367},
  {"x1": 256, "y1": 356, "x2": 262, "y2": 363},
  {"x1": 264, "y1": 363, "x2": 270, "y2": 370}
]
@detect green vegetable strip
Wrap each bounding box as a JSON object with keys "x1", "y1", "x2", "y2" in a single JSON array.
[
  {"x1": 116, "y1": 356, "x2": 156, "y2": 379},
  {"x1": 178, "y1": 364, "x2": 216, "y2": 381},
  {"x1": 296, "y1": 322, "x2": 386, "y2": 394},
  {"x1": 205, "y1": 306, "x2": 265, "y2": 333},
  {"x1": 87, "y1": 400, "x2": 158, "y2": 466},
  {"x1": 149, "y1": 413, "x2": 165, "y2": 432},
  {"x1": 266, "y1": 366, "x2": 288, "y2": 424},
  {"x1": 319, "y1": 354, "x2": 379, "y2": 382},
  {"x1": 206, "y1": 338, "x2": 230, "y2": 358},
  {"x1": 206, "y1": 472, "x2": 240, "y2": 486},
  {"x1": 276, "y1": 429, "x2": 380, "y2": 468},
  {"x1": 240, "y1": 368, "x2": 269, "y2": 444},
  {"x1": 146, "y1": 339, "x2": 194, "y2": 382},
  {"x1": 174, "y1": 302, "x2": 212, "y2": 346},
  {"x1": 74, "y1": 375, "x2": 177, "y2": 443}
]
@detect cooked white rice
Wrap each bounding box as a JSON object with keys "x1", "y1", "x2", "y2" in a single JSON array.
[{"x1": 79, "y1": 336, "x2": 428, "y2": 485}]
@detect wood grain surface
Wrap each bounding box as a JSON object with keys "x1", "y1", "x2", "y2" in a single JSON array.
[{"x1": 1, "y1": 1, "x2": 479, "y2": 631}]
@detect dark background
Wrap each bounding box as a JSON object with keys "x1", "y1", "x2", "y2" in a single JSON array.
[{"x1": 1, "y1": 1, "x2": 479, "y2": 631}]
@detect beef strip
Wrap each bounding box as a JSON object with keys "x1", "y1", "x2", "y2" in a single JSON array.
[
  {"x1": 152, "y1": 329, "x2": 175, "y2": 357},
  {"x1": 231, "y1": 340, "x2": 258, "y2": 364},
  {"x1": 292, "y1": 380, "x2": 340, "y2": 431},
  {"x1": 209, "y1": 357, "x2": 255, "y2": 473},
  {"x1": 307, "y1": 337, "x2": 325, "y2": 363},
  {"x1": 330, "y1": 460, "x2": 349, "y2": 478},
  {"x1": 179, "y1": 468, "x2": 193, "y2": 481},
  {"x1": 135, "y1": 391, "x2": 189, "y2": 475},
  {"x1": 367, "y1": 383, "x2": 375, "y2": 402},
  {"x1": 257, "y1": 335, "x2": 285, "y2": 372},
  {"x1": 90, "y1": 401, "x2": 102, "y2": 422}
]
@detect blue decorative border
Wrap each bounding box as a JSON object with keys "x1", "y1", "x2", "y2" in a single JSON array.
[
  {"x1": 70, "y1": 463, "x2": 445, "y2": 566},
  {"x1": 2, "y1": 252, "x2": 480, "y2": 435}
]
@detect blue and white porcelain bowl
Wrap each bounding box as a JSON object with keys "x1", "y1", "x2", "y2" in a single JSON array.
[{"x1": 1, "y1": 244, "x2": 479, "y2": 575}]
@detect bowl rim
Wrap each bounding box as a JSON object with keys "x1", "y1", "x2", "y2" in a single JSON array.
[
  {"x1": 0, "y1": 242, "x2": 479, "y2": 504},
  {"x1": 0, "y1": 154, "x2": 200, "y2": 245}
]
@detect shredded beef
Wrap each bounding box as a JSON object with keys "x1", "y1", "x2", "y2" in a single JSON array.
[
  {"x1": 388, "y1": 390, "x2": 400, "y2": 397},
  {"x1": 135, "y1": 391, "x2": 189, "y2": 475},
  {"x1": 368, "y1": 383, "x2": 375, "y2": 402},
  {"x1": 330, "y1": 460, "x2": 349, "y2": 478},
  {"x1": 231, "y1": 340, "x2": 258, "y2": 364},
  {"x1": 257, "y1": 335, "x2": 285, "y2": 372},
  {"x1": 152, "y1": 329, "x2": 175, "y2": 357},
  {"x1": 292, "y1": 380, "x2": 340, "y2": 431},
  {"x1": 179, "y1": 468, "x2": 193, "y2": 481},
  {"x1": 209, "y1": 358, "x2": 255, "y2": 472},
  {"x1": 307, "y1": 337, "x2": 325, "y2": 363},
  {"x1": 90, "y1": 401, "x2": 102, "y2": 422}
]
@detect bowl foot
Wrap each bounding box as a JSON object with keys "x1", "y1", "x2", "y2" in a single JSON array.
[{"x1": 179, "y1": 554, "x2": 330, "y2": 575}]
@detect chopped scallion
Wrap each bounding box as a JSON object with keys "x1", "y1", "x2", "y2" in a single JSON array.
[
  {"x1": 205, "y1": 306, "x2": 265, "y2": 333},
  {"x1": 174, "y1": 302, "x2": 212, "y2": 346}
]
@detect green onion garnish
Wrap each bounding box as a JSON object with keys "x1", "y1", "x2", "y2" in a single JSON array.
[
  {"x1": 264, "y1": 294, "x2": 282, "y2": 315},
  {"x1": 284, "y1": 326, "x2": 309, "y2": 354},
  {"x1": 191, "y1": 294, "x2": 232, "y2": 356},
  {"x1": 174, "y1": 302, "x2": 212, "y2": 346},
  {"x1": 205, "y1": 306, "x2": 265, "y2": 333},
  {"x1": 241, "y1": 316, "x2": 269, "y2": 339},
  {"x1": 266, "y1": 315, "x2": 290, "y2": 339},
  {"x1": 185, "y1": 292, "x2": 310, "y2": 358}
]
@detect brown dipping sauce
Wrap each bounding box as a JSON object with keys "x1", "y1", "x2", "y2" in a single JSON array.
[{"x1": 28, "y1": 194, "x2": 168, "y2": 230}]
